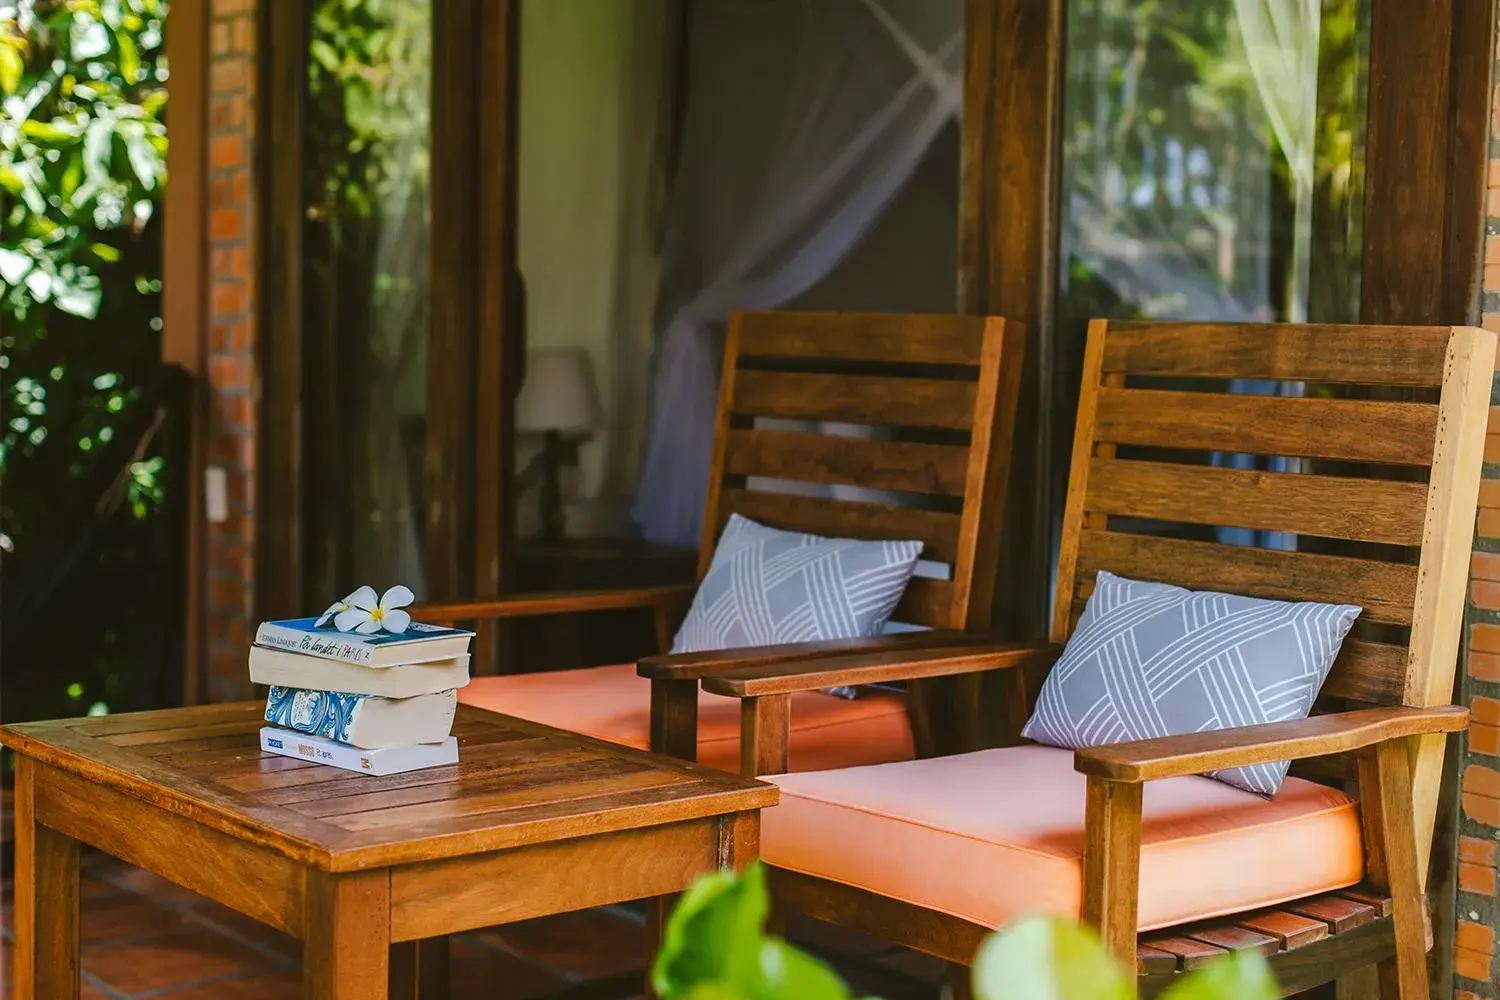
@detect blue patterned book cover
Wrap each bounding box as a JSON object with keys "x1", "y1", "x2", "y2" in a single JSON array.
[
  {"x1": 263, "y1": 685, "x2": 456, "y2": 747},
  {"x1": 265, "y1": 686, "x2": 363, "y2": 743}
]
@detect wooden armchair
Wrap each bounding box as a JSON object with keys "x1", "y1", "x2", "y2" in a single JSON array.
[
  {"x1": 655, "y1": 320, "x2": 1494, "y2": 998},
  {"x1": 419, "y1": 309, "x2": 1026, "y2": 773}
]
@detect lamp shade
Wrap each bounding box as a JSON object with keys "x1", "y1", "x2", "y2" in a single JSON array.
[{"x1": 516, "y1": 347, "x2": 605, "y2": 435}]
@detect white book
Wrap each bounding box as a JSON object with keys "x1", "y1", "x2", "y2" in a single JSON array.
[
  {"x1": 264, "y1": 686, "x2": 457, "y2": 749},
  {"x1": 259, "y1": 727, "x2": 458, "y2": 776},
  {"x1": 249, "y1": 645, "x2": 470, "y2": 698}
]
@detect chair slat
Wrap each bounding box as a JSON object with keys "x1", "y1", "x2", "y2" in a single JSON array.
[
  {"x1": 725, "y1": 429, "x2": 970, "y2": 497},
  {"x1": 719, "y1": 489, "x2": 962, "y2": 564},
  {"x1": 1234, "y1": 911, "x2": 1330, "y2": 950},
  {"x1": 1085, "y1": 459, "x2": 1428, "y2": 546},
  {"x1": 735, "y1": 310, "x2": 988, "y2": 366},
  {"x1": 732, "y1": 370, "x2": 976, "y2": 430},
  {"x1": 1320, "y1": 640, "x2": 1408, "y2": 704},
  {"x1": 892, "y1": 578, "x2": 956, "y2": 629},
  {"x1": 1136, "y1": 935, "x2": 1227, "y2": 970},
  {"x1": 1101, "y1": 323, "x2": 1450, "y2": 386},
  {"x1": 1093, "y1": 388, "x2": 1438, "y2": 466},
  {"x1": 1074, "y1": 530, "x2": 1418, "y2": 625}
]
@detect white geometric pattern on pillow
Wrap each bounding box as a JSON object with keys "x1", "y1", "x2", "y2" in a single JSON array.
[
  {"x1": 1021, "y1": 571, "x2": 1360, "y2": 796},
  {"x1": 671, "y1": 514, "x2": 923, "y2": 655}
]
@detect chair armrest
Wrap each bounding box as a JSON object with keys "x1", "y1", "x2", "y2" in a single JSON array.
[
  {"x1": 415, "y1": 585, "x2": 695, "y2": 625},
  {"x1": 1074, "y1": 706, "x2": 1469, "y2": 784},
  {"x1": 637, "y1": 629, "x2": 983, "y2": 681},
  {"x1": 697, "y1": 640, "x2": 1064, "y2": 698}
]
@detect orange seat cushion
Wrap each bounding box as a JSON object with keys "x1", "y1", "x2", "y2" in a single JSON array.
[
  {"x1": 764, "y1": 744, "x2": 1362, "y2": 932},
  {"x1": 457, "y1": 664, "x2": 915, "y2": 773}
]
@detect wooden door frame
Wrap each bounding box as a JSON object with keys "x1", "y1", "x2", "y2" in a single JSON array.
[
  {"x1": 161, "y1": 0, "x2": 210, "y2": 704},
  {"x1": 257, "y1": 0, "x2": 523, "y2": 661}
]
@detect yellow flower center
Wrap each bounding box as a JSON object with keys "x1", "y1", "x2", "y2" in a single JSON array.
[{"x1": 371, "y1": 608, "x2": 385, "y2": 622}]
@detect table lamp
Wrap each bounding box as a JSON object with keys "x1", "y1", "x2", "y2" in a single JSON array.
[{"x1": 517, "y1": 347, "x2": 604, "y2": 542}]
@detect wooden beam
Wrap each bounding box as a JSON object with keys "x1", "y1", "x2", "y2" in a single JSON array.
[
  {"x1": 257, "y1": 2, "x2": 307, "y2": 621},
  {"x1": 959, "y1": 0, "x2": 1065, "y2": 640},
  {"x1": 1361, "y1": 2, "x2": 1497, "y2": 996},
  {"x1": 471, "y1": 0, "x2": 522, "y2": 674},
  {"x1": 426, "y1": 0, "x2": 481, "y2": 606},
  {"x1": 161, "y1": 0, "x2": 209, "y2": 703}
]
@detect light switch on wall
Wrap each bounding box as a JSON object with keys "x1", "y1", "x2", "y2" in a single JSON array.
[{"x1": 206, "y1": 465, "x2": 228, "y2": 524}]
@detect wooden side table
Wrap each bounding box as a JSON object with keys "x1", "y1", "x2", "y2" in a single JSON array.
[
  {"x1": 3, "y1": 703, "x2": 773, "y2": 1000},
  {"x1": 510, "y1": 538, "x2": 699, "y2": 673}
]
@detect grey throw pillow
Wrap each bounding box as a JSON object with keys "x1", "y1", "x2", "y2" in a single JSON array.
[
  {"x1": 671, "y1": 514, "x2": 923, "y2": 655},
  {"x1": 1022, "y1": 570, "x2": 1360, "y2": 796}
]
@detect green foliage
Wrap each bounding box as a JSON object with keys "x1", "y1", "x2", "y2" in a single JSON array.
[
  {"x1": 654, "y1": 866, "x2": 1278, "y2": 1000},
  {"x1": 1, "y1": 0, "x2": 177, "y2": 728},
  {"x1": 1, "y1": 0, "x2": 168, "y2": 512},
  {"x1": 0, "y1": 0, "x2": 167, "y2": 328}
]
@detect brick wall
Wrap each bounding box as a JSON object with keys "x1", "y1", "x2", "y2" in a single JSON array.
[
  {"x1": 202, "y1": 0, "x2": 257, "y2": 702},
  {"x1": 1459, "y1": 34, "x2": 1500, "y2": 995}
]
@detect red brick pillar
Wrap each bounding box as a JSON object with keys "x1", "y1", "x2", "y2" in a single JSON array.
[
  {"x1": 203, "y1": 0, "x2": 258, "y2": 701},
  {"x1": 1459, "y1": 45, "x2": 1500, "y2": 992}
]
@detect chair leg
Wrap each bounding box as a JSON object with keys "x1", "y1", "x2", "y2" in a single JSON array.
[
  {"x1": 1357, "y1": 739, "x2": 1428, "y2": 1000},
  {"x1": 1080, "y1": 776, "x2": 1143, "y2": 965},
  {"x1": 944, "y1": 962, "x2": 975, "y2": 1000}
]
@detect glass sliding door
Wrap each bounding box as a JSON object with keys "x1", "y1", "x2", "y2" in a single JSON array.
[
  {"x1": 1049, "y1": 0, "x2": 1370, "y2": 555},
  {"x1": 300, "y1": 1, "x2": 432, "y2": 602}
]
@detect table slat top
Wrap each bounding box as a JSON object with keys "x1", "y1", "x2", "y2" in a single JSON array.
[{"x1": 1, "y1": 703, "x2": 776, "y2": 871}]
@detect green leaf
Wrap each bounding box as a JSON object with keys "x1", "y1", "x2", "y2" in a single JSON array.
[
  {"x1": 0, "y1": 248, "x2": 31, "y2": 285},
  {"x1": 752, "y1": 939, "x2": 852, "y2": 1000},
  {"x1": 653, "y1": 866, "x2": 769, "y2": 998},
  {"x1": 0, "y1": 42, "x2": 22, "y2": 96},
  {"x1": 972, "y1": 917, "x2": 1133, "y2": 1000},
  {"x1": 87, "y1": 242, "x2": 121, "y2": 263},
  {"x1": 20, "y1": 119, "x2": 84, "y2": 144},
  {"x1": 1159, "y1": 952, "x2": 1278, "y2": 1000},
  {"x1": 125, "y1": 132, "x2": 160, "y2": 190},
  {"x1": 310, "y1": 38, "x2": 341, "y2": 72},
  {"x1": 115, "y1": 29, "x2": 141, "y2": 83}
]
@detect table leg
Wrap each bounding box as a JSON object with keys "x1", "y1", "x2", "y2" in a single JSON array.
[
  {"x1": 389, "y1": 938, "x2": 450, "y2": 1000},
  {"x1": 302, "y1": 870, "x2": 391, "y2": 1000},
  {"x1": 14, "y1": 760, "x2": 80, "y2": 1000}
]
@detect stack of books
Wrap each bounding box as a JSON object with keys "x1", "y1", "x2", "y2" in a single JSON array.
[{"x1": 250, "y1": 617, "x2": 474, "y2": 776}]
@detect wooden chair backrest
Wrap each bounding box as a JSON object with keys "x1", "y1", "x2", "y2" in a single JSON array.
[
  {"x1": 1052, "y1": 319, "x2": 1494, "y2": 871},
  {"x1": 701, "y1": 310, "x2": 1026, "y2": 632}
]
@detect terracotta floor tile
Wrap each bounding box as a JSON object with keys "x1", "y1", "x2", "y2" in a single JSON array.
[
  {"x1": 83, "y1": 929, "x2": 277, "y2": 994},
  {"x1": 149, "y1": 969, "x2": 302, "y2": 998},
  {"x1": 80, "y1": 980, "x2": 113, "y2": 1000},
  {"x1": 94, "y1": 865, "x2": 207, "y2": 907},
  {"x1": 184, "y1": 900, "x2": 299, "y2": 959},
  {"x1": 476, "y1": 907, "x2": 645, "y2": 979},
  {"x1": 82, "y1": 892, "x2": 188, "y2": 945},
  {"x1": 449, "y1": 952, "x2": 570, "y2": 1000}
]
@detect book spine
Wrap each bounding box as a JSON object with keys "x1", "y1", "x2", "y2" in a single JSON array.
[{"x1": 254, "y1": 622, "x2": 377, "y2": 665}]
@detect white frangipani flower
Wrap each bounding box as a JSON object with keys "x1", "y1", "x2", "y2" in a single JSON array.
[
  {"x1": 315, "y1": 588, "x2": 364, "y2": 628},
  {"x1": 333, "y1": 584, "x2": 415, "y2": 635}
]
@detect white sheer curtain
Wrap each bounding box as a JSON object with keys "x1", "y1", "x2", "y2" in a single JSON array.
[
  {"x1": 1233, "y1": 0, "x2": 1321, "y2": 322},
  {"x1": 630, "y1": 0, "x2": 963, "y2": 549}
]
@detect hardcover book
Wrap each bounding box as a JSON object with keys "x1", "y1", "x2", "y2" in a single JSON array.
[
  {"x1": 248, "y1": 646, "x2": 469, "y2": 698},
  {"x1": 254, "y1": 617, "x2": 474, "y2": 667},
  {"x1": 263, "y1": 686, "x2": 457, "y2": 749},
  {"x1": 259, "y1": 727, "x2": 458, "y2": 776}
]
